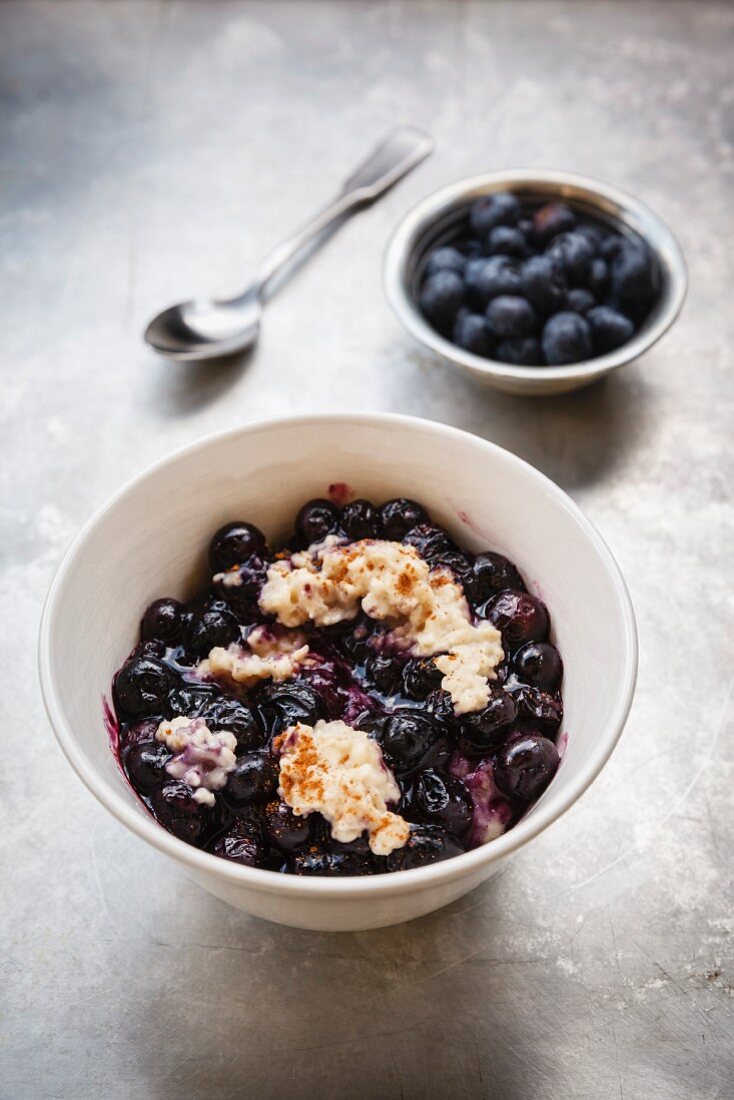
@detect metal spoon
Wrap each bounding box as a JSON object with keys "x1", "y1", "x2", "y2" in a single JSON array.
[{"x1": 144, "y1": 126, "x2": 433, "y2": 362}]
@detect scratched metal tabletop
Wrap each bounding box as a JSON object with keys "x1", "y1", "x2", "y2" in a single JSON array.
[{"x1": 2, "y1": 2, "x2": 732, "y2": 1097}]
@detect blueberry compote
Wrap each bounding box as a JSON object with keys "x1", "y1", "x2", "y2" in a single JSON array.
[{"x1": 111, "y1": 498, "x2": 563, "y2": 876}]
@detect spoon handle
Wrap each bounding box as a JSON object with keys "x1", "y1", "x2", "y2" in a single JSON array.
[{"x1": 251, "y1": 125, "x2": 433, "y2": 300}]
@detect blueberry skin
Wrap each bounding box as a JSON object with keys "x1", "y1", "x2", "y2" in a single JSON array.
[
  {"x1": 486, "y1": 296, "x2": 538, "y2": 339},
  {"x1": 212, "y1": 829, "x2": 266, "y2": 867},
  {"x1": 379, "y1": 498, "x2": 429, "y2": 541},
  {"x1": 484, "y1": 589, "x2": 549, "y2": 650},
  {"x1": 453, "y1": 310, "x2": 496, "y2": 357},
  {"x1": 423, "y1": 246, "x2": 466, "y2": 278},
  {"x1": 418, "y1": 270, "x2": 465, "y2": 331},
  {"x1": 295, "y1": 498, "x2": 341, "y2": 545},
  {"x1": 541, "y1": 312, "x2": 593, "y2": 365},
  {"x1": 209, "y1": 522, "x2": 267, "y2": 573},
  {"x1": 341, "y1": 499, "x2": 381, "y2": 541},
  {"x1": 202, "y1": 697, "x2": 264, "y2": 751},
  {"x1": 587, "y1": 305, "x2": 635, "y2": 353},
  {"x1": 255, "y1": 681, "x2": 326, "y2": 734},
  {"x1": 141, "y1": 598, "x2": 184, "y2": 645},
  {"x1": 486, "y1": 226, "x2": 530, "y2": 259},
  {"x1": 520, "y1": 254, "x2": 567, "y2": 314},
  {"x1": 575, "y1": 223, "x2": 605, "y2": 250},
  {"x1": 546, "y1": 231, "x2": 594, "y2": 286},
  {"x1": 464, "y1": 256, "x2": 522, "y2": 309},
  {"x1": 167, "y1": 683, "x2": 219, "y2": 719},
  {"x1": 467, "y1": 551, "x2": 525, "y2": 604},
  {"x1": 224, "y1": 751, "x2": 279, "y2": 806},
  {"x1": 511, "y1": 685, "x2": 563, "y2": 734},
  {"x1": 403, "y1": 658, "x2": 444, "y2": 701},
  {"x1": 588, "y1": 257, "x2": 609, "y2": 298},
  {"x1": 460, "y1": 691, "x2": 517, "y2": 751},
  {"x1": 513, "y1": 642, "x2": 563, "y2": 692},
  {"x1": 151, "y1": 781, "x2": 213, "y2": 844},
  {"x1": 289, "y1": 842, "x2": 375, "y2": 876},
  {"x1": 610, "y1": 242, "x2": 655, "y2": 309},
  {"x1": 124, "y1": 739, "x2": 170, "y2": 792},
  {"x1": 469, "y1": 192, "x2": 521, "y2": 236},
  {"x1": 380, "y1": 712, "x2": 450, "y2": 776},
  {"x1": 565, "y1": 288, "x2": 596, "y2": 315},
  {"x1": 263, "y1": 799, "x2": 311, "y2": 852},
  {"x1": 186, "y1": 605, "x2": 240, "y2": 656},
  {"x1": 532, "y1": 202, "x2": 576, "y2": 245},
  {"x1": 495, "y1": 337, "x2": 543, "y2": 366},
  {"x1": 407, "y1": 770, "x2": 473, "y2": 837},
  {"x1": 114, "y1": 656, "x2": 176, "y2": 718},
  {"x1": 494, "y1": 734, "x2": 560, "y2": 801},
  {"x1": 385, "y1": 825, "x2": 464, "y2": 871}
]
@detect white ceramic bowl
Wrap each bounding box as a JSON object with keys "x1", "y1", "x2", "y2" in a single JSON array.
[{"x1": 39, "y1": 414, "x2": 637, "y2": 931}]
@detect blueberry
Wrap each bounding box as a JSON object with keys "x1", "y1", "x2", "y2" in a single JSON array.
[
  {"x1": 486, "y1": 226, "x2": 529, "y2": 259},
  {"x1": 566, "y1": 287, "x2": 596, "y2": 314},
  {"x1": 151, "y1": 781, "x2": 213, "y2": 844},
  {"x1": 212, "y1": 554, "x2": 269, "y2": 618},
  {"x1": 385, "y1": 825, "x2": 464, "y2": 871},
  {"x1": 167, "y1": 683, "x2": 218, "y2": 719},
  {"x1": 295, "y1": 498, "x2": 341, "y2": 546},
  {"x1": 518, "y1": 216, "x2": 535, "y2": 240},
  {"x1": 289, "y1": 842, "x2": 374, "y2": 876},
  {"x1": 546, "y1": 231, "x2": 594, "y2": 286},
  {"x1": 469, "y1": 191, "x2": 521, "y2": 236},
  {"x1": 586, "y1": 305, "x2": 635, "y2": 353},
  {"x1": 453, "y1": 310, "x2": 496, "y2": 357},
  {"x1": 541, "y1": 312, "x2": 593, "y2": 365},
  {"x1": 408, "y1": 769, "x2": 473, "y2": 837},
  {"x1": 511, "y1": 685, "x2": 563, "y2": 734},
  {"x1": 263, "y1": 799, "x2": 311, "y2": 852},
  {"x1": 379, "y1": 498, "x2": 429, "y2": 541},
  {"x1": 202, "y1": 697, "x2": 264, "y2": 751},
  {"x1": 141, "y1": 598, "x2": 184, "y2": 645},
  {"x1": 456, "y1": 237, "x2": 484, "y2": 259},
  {"x1": 610, "y1": 242, "x2": 655, "y2": 310},
  {"x1": 520, "y1": 254, "x2": 567, "y2": 314},
  {"x1": 380, "y1": 712, "x2": 450, "y2": 776},
  {"x1": 513, "y1": 642, "x2": 563, "y2": 692},
  {"x1": 484, "y1": 589, "x2": 549, "y2": 650},
  {"x1": 460, "y1": 691, "x2": 517, "y2": 751},
  {"x1": 465, "y1": 256, "x2": 522, "y2": 309},
  {"x1": 425, "y1": 689, "x2": 458, "y2": 726},
  {"x1": 212, "y1": 829, "x2": 266, "y2": 867},
  {"x1": 494, "y1": 734, "x2": 560, "y2": 801},
  {"x1": 224, "y1": 750, "x2": 279, "y2": 806},
  {"x1": 403, "y1": 523, "x2": 455, "y2": 561},
  {"x1": 133, "y1": 639, "x2": 165, "y2": 660},
  {"x1": 495, "y1": 337, "x2": 543, "y2": 366},
  {"x1": 599, "y1": 233, "x2": 625, "y2": 262},
  {"x1": 468, "y1": 551, "x2": 525, "y2": 604},
  {"x1": 124, "y1": 739, "x2": 170, "y2": 792},
  {"x1": 403, "y1": 658, "x2": 444, "y2": 701},
  {"x1": 486, "y1": 295, "x2": 538, "y2": 339},
  {"x1": 575, "y1": 223, "x2": 605, "y2": 250},
  {"x1": 341, "y1": 499, "x2": 381, "y2": 541},
  {"x1": 209, "y1": 522, "x2": 266, "y2": 573},
  {"x1": 423, "y1": 246, "x2": 466, "y2": 278},
  {"x1": 255, "y1": 681, "x2": 326, "y2": 733},
  {"x1": 418, "y1": 270, "x2": 465, "y2": 331},
  {"x1": 588, "y1": 257, "x2": 609, "y2": 298},
  {"x1": 532, "y1": 202, "x2": 576, "y2": 245},
  {"x1": 114, "y1": 656, "x2": 176, "y2": 718},
  {"x1": 366, "y1": 654, "x2": 402, "y2": 695},
  {"x1": 186, "y1": 605, "x2": 240, "y2": 656}
]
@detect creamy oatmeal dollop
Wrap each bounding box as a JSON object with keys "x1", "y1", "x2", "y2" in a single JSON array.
[
  {"x1": 197, "y1": 624, "x2": 310, "y2": 689},
  {"x1": 155, "y1": 716, "x2": 237, "y2": 806},
  {"x1": 260, "y1": 537, "x2": 503, "y2": 713},
  {"x1": 277, "y1": 720, "x2": 410, "y2": 855}
]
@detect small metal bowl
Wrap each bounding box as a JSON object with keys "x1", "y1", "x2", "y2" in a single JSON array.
[{"x1": 384, "y1": 169, "x2": 687, "y2": 396}]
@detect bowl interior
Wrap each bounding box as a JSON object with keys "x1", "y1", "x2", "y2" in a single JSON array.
[{"x1": 42, "y1": 416, "x2": 635, "y2": 880}]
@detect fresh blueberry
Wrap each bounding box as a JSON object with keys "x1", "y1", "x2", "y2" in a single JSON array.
[
  {"x1": 453, "y1": 310, "x2": 496, "y2": 357},
  {"x1": 418, "y1": 270, "x2": 465, "y2": 332},
  {"x1": 465, "y1": 256, "x2": 522, "y2": 309},
  {"x1": 599, "y1": 233, "x2": 625, "y2": 262},
  {"x1": 518, "y1": 216, "x2": 535, "y2": 241},
  {"x1": 423, "y1": 246, "x2": 466, "y2": 278},
  {"x1": 202, "y1": 697, "x2": 264, "y2": 751},
  {"x1": 341, "y1": 499, "x2": 381, "y2": 541},
  {"x1": 263, "y1": 799, "x2": 311, "y2": 852},
  {"x1": 386, "y1": 825, "x2": 464, "y2": 871},
  {"x1": 255, "y1": 681, "x2": 326, "y2": 733},
  {"x1": 209, "y1": 522, "x2": 266, "y2": 573},
  {"x1": 587, "y1": 305, "x2": 635, "y2": 353},
  {"x1": 566, "y1": 288, "x2": 596, "y2": 314},
  {"x1": 456, "y1": 237, "x2": 484, "y2": 259},
  {"x1": 186, "y1": 604, "x2": 240, "y2": 656},
  {"x1": 380, "y1": 712, "x2": 450, "y2": 776},
  {"x1": 532, "y1": 202, "x2": 576, "y2": 245},
  {"x1": 495, "y1": 337, "x2": 543, "y2": 366},
  {"x1": 520, "y1": 254, "x2": 567, "y2": 313},
  {"x1": 494, "y1": 734, "x2": 560, "y2": 801},
  {"x1": 486, "y1": 226, "x2": 530, "y2": 259},
  {"x1": 289, "y1": 842, "x2": 374, "y2": 876},
  {"x1": 469, "y1": 192, "x2": 521, "y2": 236},
  {"x1": 407, "y1": 770, "x2": 473, "y2": 837},
  {"x1": 151, "y1": 781, "x2": 213, "y2": 844},
  {"x1": 114, "y1": 656, "x2": 176, "y2": 718},
  {"x1": 403, "y1": 658, "x2": 444, "y2": 701},
  {"x1": 513, "y1": 642, "x2": 563, "y2": 692},
  {"x1": 141, "y1": 598, "x2": 184, "y2": 645},
  {"x1": 484, "y1": 589, "x2": 549, "y2": 649},
  {"x1": 510, "y1": 685, "x2": 563, "y2": 734},
  {"x1": 588, "y1": 257, "x2": 609, "y2": 298},
  {"x1": 486, "y1": 296, "x2": 538, "y2": 339},
  {"x1": 467, "y1": 551, "x2": 525, "y2": 604},
  {"x1": 610, "y1": 241, "x2": 655, "y2": 310},
  {"x1": 212, "y1": 828, "x2": 266, "y2": 867},
  {"x1": 224, "y1": 751, "x2": 279, "y2": 805},
  {"x1": 379, "y1": 498, "x2": 429, "y2": 541},
  {"x1": 295, "y1": 498, "x2": 341, "y2": 546},
  {"x1": 546, "y1": 231, "x2": 594, "y2": 286},
  {"x1": 575, "y1": 223, "x2": 605, "y2": 250},
  {"x1": 460, "y1": 691, "x2": 517, "y2": 751},
  {"x1": 123, "y1": 739, "x2": 170, "y2": 791},
  {"x1": 541, "y1": 312, "x2": 593, "y2": 365}
]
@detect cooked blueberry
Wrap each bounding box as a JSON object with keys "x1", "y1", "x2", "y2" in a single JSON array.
[
  {"x1": 124, "y1": 739, "x2": 170, "y2": 791},
  {"x1": 423, "y1": 246, "x2": 466, "y2": 278},
  {"x1": 486, "y1": 296, "x2": 538, "y2": 339},
  {"x1": 256, "y1": 681, "x2": 326, "y2": 733},
  {"x1": 202, "y1": 697, "x2": 263, "y2": 750},
  {"x1": 364, "y1": 654, "x2": 401, "y2": 695},
  {"x1": 460, "y1": 691, "x2": 517, "y2": 751},
  {"x1": 408, "y1": 770, "x2": 473, "y2": 837},
  {"x1": 167, "y1": 683, "x2": 218, "y2": 718},
  {"x1": 453, "y1": 310, "x2": 496, "y2": 356},
  {"x1": 209, "y1": 521, "x2": 266, "y2": 572},
  {"x1": 133, "y1": 639, "x2": 165, "y2": 659},
  {"x1": 542, "y1": 312, "x2": 593, "y2": 365},
  {"x1": 289, "y1": 843, "x2": 374, "y2": 876},
  {"x1": 513, "y1": 642, "x2": 563, "y2": 692},
  {"x1": 468, "y1": 551, "x2": 525, "y2": 604},
  {"x1": 469, "y1": 192, "x2": 521, "y2": 236},
  {"x1": 520, "y1": 254, "x2": 567, "y2": 313},
  {"x1": 263, "y1": 799, "x2": 311, "y2": 852},
  {"x1": 566, "y1": 288, "x2": 596, "y2": 314},
  {"x1": 425, "y1": 688, "x2": 458, "y2": 726},
  {"x1": 486, "y1": 226, "x2": 530, "y2": 259},
  {"x1": 386, "y1": 825, "x2": 464, "y2": 871},
  {"x1": 610, "y1": 241, "x2": 655, "y2": 309},
  {"x1": 295, "y1": 498, "x2": 341, "y2": 545},
  {"x1": 212, "y1": 830, "x2": 265, "y2": 867},
  {"x1": 587, "y1": 305, "x2": 635, "y2": 353},
  {"x1": 495, "y1": 337, "x2": 543, "y2": 366},
  {"x1": 403, "y1": 658, "x2": 443, "y2": 700},
  {"x1": 418, "y1": 270, "x2": 465, "y2": 331},
  {"x1": 380, "y1": 712, "x2": 449, "y2": 776},
  {"x1": 494, "y1": 734, "x2": 560, "y2": 801},
  {"x1": 532, "y1": 202, "x2": 576, "y2": 245},
  {"x1": 213, "y1": 554, "x2": 269, "y2": 609},
  {"x1": 186, "y1": 605, "x2": 240, "y2": 656},
  {"x1": 341, "y1": 499, "x2": 381, "y2": 540},
  {"x1": 224, "y1": 751, "x2": 279, "y2": 805},
  {"x1": 511, "y1": 685, "x2": 563, "y2": 733},
  {"x1": 546, "y1": 231, "x2": 594, "y2": 285},
  {"x1": 465, "y1": 256, "x2": 522, "y2": 309},
  {"x1": 380, "y1": 498, "x2": 429, "y2": 541},
  {"x1": 151, "y1": 781, "x2": 212, "y2": 844},
  {"x1": 588, "y1": 257, "x2": 609, "y2": 298},
  {"x1": 141, "y1": 598, "x2": 184, "y2": 645},
  {"x1": 403, "y1": 523, "x2": 454, "y2": 560},
  {"x1": 485, "y1": 590, "x2": 549, "y2": 649},
  {"x1": 114, "y1": 656, "x2": 176, "y2": 718}
]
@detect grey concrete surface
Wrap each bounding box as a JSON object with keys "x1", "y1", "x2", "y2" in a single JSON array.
[{"x1": 1, "y1": 2, "x2": 733, "y2": 1097}]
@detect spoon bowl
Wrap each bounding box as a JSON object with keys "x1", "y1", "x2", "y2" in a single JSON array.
[{"x1": 144, "y1": 293, "x2": 262, "y2": 362}]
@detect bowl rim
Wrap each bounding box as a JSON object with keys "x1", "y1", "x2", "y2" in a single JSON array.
[
  {"x1": 38, "y1": 412, "x2": 638, "y2": 899},
  {"x1": 383, "y1": 168, "x2": 688, "y2": 384}
]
